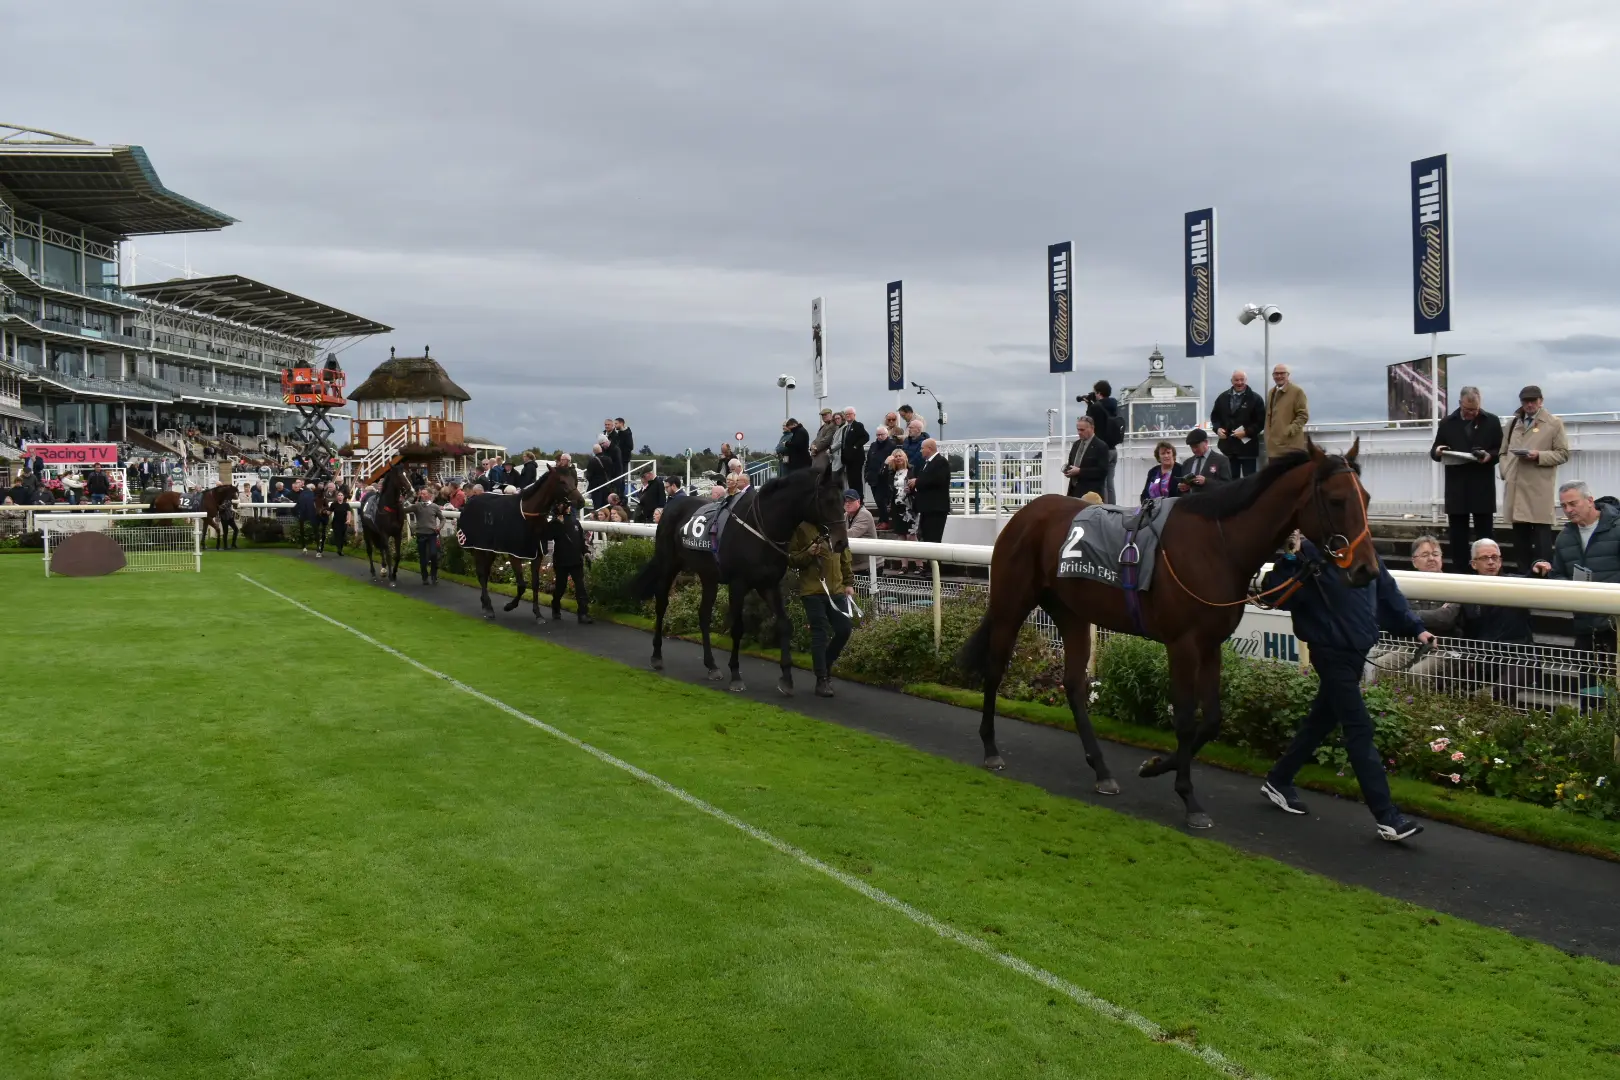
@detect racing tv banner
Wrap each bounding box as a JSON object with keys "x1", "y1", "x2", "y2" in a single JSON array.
[
  {"x1": 1410, "y1": 154, "x2": 1451, "y2": 334},
  {"x1": 1047, "y1": 242, "x2": 1073, "y2": 374},
  {"x1": 886, "y1": 280, "x2": 904, "y2": 392},
  {"x1": 24, "y1": 442, "x2": 119, "y2": 465},
  {"x1": 1183, "y1": 208, "x2": 1216, "y2": 358},
  {"x1": 811, "y1": 296, "x2": 827, "y2": 401}
]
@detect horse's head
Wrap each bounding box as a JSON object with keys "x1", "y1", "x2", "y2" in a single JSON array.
[
  {"x1": 1297, "y1": 437, "x2": 1377, "y2": 588},
  {"x1": 522, "y1": 464, "x2": 585, "y2": 519},
  {"x1": 812, "y1": 458, "x2": 850, "y2": 553}
]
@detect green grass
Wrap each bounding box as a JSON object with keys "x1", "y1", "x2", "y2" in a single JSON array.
[{"x1": 1, "y1": 556, "x2": 1618, "y2": 1079}]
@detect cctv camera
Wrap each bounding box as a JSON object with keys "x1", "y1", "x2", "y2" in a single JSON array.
[
  {"x1": 1260, "y1": 305, "x2": 1282, "y2": 324},
  {"x1": 777, "y1": 375, "x2": 797, "y2": 389},
  {"x1": 1238, "y1": 304, "x2": 1261, "y2": 325}
]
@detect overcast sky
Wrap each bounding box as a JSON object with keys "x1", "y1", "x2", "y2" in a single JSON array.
[{"x1": 10, "y1": 1, "x2": 1618, "y2": 453}]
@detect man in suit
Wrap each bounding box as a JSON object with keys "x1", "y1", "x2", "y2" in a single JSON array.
[
  {"x1": 1178, "y1": 429, "x2": 1232, "y2": 494},
  {"x1": 1429, "y1": 386, "x2": 1504, "y2": 572},
  {"x1": 1264, "y1": 364, "x2": 1310, "y2": 458},
  {"x1": 1210, "y1": 369, "x2": 1266, "y2": 478},
  {"x1": 634, "y1": 468, "x2": 665, "y2": 523},
  {"x1": 613, "y1": 418, "x2": 635, "y2": 497},
  {"x1": 1062, "y1": 415, "x2": 1109, "y2": 499},
  {"x1": 908, "y1": 438, "x2": 953, "y2": 544},
  {"x1": 840, "y1": 407, "x2": 869, "y2": 501},
  {"x1": 778, "y1": 418, "x2": 812, "y2": 472},
  {"x1": 585, "y1": 444, "x2": 609, "y2": 510},
  {"x1": 549, "y1": 503, "x2": 594, "y2": 624}
]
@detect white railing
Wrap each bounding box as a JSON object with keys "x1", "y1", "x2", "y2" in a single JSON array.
[
  {"x1": 38, "y1": 511, "x2": 204, "y2": 575},
  {"x1": 359, "y1": 424, "x2": 409, "y2": 482}
]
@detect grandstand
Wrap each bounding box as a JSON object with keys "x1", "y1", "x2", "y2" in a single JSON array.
[{"x1": 0, "y1": 124, "x2": 390, "y2": 467}]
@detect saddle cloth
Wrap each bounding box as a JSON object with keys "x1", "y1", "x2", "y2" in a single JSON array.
[
  {"x1": 361, "y1": 491, "x2": 382, "y2": 532},
  {"x1": 1055, "y1": 498, "x2": 1176, "y2": 591},
  {"x1": 679, "y1": 498, "x2": 730, "y2": 552},
  {"x1": 456, "y1": 492, "x2": 540, "y2": 560},
  {"x1": 178, "y1": 492, "x2": 204, "y2": 511}
]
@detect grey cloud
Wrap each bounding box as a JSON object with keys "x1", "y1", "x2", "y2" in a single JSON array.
[{"x1": 1537, "y1": 335, "x2": 1620, "y2": 356}]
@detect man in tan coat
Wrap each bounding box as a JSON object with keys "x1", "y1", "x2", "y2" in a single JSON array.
[
  {"x1": 1264, "y1": 364, "x2": 1310, "y2": 458},
  {"x1": 1499, "y1": 385, "x2": 1571, "y2": 574}
]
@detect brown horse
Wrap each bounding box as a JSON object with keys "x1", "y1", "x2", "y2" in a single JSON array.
[
  {"x1": 151, "y1": 484, "x2": 238, "y2": 550},
  {"x1": 956, "y1": 440, "x2": 1377, "y2": 829}
]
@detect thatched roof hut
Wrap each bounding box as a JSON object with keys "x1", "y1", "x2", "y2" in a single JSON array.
[{"x1": 347, "y1": 346, "x2": 470, "y2": 403}]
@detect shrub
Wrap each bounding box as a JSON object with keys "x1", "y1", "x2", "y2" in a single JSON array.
[
  {"x1": 1092, "y1": 635, "x2": 1171, "y2": 728},
  {"x1": 590, "y1": 537, "x2": 655, "y2": 614},
  {"x1": 1217, "y1": 647, "x2": 1318, "y2": 757}
]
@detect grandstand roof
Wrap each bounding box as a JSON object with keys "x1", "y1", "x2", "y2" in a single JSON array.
[
  {"x1": 0, "y1": 125, "x2": 236, "y2": 238},
  {"x1": 348, "y1": 348, "x2": 471, "y2": 403},
  {"x1": 125, "y1": 274, "x2": 392, "y2": 341}
]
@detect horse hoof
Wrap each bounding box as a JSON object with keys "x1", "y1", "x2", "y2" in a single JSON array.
[
  {"x1": 1095, "y1": 778, "x2": 1121, "y2": 796},
  {"x1": 984, "y1": 756, "x2": 1006, "y2": 771},
  {"x1": 1138, "y1": 757, "x2": 1165, "y2": 778},
  {"x1": 1186, "y1": 812, "x2": 1215, "y2": 830},
  {"x1": 651, "y1": 657, "x2": 664, "y2": 671},
  {"x1": 706, "y1": 668, "x2": 724, "y2": 681},
  {"x1": 482, "y1": 612, "x2": 494, "y2": 620},
  {"x1": 777, "y1": 679, "x2": 793, "y2": 697},
  {"x1": 728, "y1": 681, "x2": 746, "y2": 693}
]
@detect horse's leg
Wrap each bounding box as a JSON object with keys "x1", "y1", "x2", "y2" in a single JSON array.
[
  {"x1": 766, "y1": 584, "x2": 794, "y2": 696},
  {"x1": 1188, "y1": 638, "x2": 1226, "y2": 758},
  {"x1": 698, "y1": 574, "x2": 722, "y2": 679},
  {"x1": 726, "y1": 586, "x2": 748, "y2": 692},
  {"x1": 1051, "y1": 609, "x2": 1117, "y2": 794},
  {"x1": 365, "y1": 531, "x2": 377, "y2": 581},
  {"x1": 531, "y1": 557, "x2": 545, "y2": 621},
  {"x1": 1139, "y1": 637, "x2": 1212, "y2": 829},
  {"x1": 650, "y1": 559, "x2": 679, "y2": 671},
  {"x1": 476, "y1": 552, "x2": 495, "y2": 617},
  {"x1": 505, "y1": 556, "x2": 524, "y2": 612},
  {"x1": 977, "y1": 586, "x2": 1040, "y2": 771},
  {"x1": 388, "y1": 533, "x2": 399, "y2": 586}
]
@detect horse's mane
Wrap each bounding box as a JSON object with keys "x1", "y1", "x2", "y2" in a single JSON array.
[
  {"x1": 757, "y1": 465, "x2": 817, "y2": 499},
  {"x1": 1174, "y1": 449, "x2": 1315, "y2": 519}
]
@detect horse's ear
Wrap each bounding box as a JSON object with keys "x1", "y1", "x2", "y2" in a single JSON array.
[
  {"x1": 1345, "y1": 436, "x2": 1361, "y2": 462},
  {"x1": 1306, "y1": 436, "x2": 1325, "y2": 462}
]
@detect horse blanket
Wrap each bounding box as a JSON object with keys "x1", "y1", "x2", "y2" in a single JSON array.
[
  {"x1": 1055, "y1": 498, "x2": 1176, "y2": 591},
  {"x1": 456, "y1": 493, "x2": 540, "y2": 560}
]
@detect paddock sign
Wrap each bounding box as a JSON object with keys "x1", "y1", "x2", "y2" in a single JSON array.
[{"x1": 25, "y1": 442, "x2": 119, "y2": 465}]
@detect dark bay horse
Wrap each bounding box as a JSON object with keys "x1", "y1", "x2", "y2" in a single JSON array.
[
  {"x1": 957, "y1": 440, "x2": 1377, "y2": 829},
  {"x1": 462, "y1": 466, "x2": 584, "y2": 619},
  {"x1": 361, "y1": 463, "x2": 410, "y2": 586},
  {"x1": 631, "y1": 462, "x2": 848, "y2": 695},
  {"x1": 152, "y1": 484, "x2": 237, "y2": 549}
]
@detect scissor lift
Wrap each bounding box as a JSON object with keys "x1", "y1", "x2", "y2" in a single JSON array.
[{"x1": 280, "y1": 354, "x2": 347, "y2": 485}]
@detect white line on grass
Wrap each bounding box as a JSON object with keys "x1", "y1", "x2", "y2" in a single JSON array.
[{"x1": 238, "y1": 572, "x2": 1265, "y2": 1080}]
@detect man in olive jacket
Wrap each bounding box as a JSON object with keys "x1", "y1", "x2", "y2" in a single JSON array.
[
  {"x1": 1534, "y1": 481, "x2": 1620, "y2": 655},
  {"x1": 1263, "y1": 364, "x2": 1310, "y2": 458},
  {"x1": 1429, "y1": 386, "x2": 1504, "y2": 572},
  {"x1": 789, "y1": 521, "x2": 855, "y2": 698}
]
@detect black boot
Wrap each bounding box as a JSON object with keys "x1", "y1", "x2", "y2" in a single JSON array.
[
  {"x1": 814, "y1": 676, "x2": 834, "y2": 698},
  {"x1": 577, "y1": 613, "x2": 595, "y2": 625},
  {"x1": 551, "y1": 608, "x2": 563, "y2": 622}
]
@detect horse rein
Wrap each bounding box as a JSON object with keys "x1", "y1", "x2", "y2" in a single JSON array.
[
  {"x1": 1161, "y1": 462, "x2": 1371, "y2": 611},
  {"x1": 731, "y1": 486, "x2": 841, "y2": 557}
]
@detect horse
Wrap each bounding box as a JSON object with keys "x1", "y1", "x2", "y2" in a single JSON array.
[
  {"x1": 956, "y1": 439, "x2": 1377, "y2": 830},
  {"x1": 361, "y1": 463, "x2": 410, "y2": 586},
  {"x1": 631, "y1": 460, "x2": 849, "y2": 695},
  {"x1": 461, "y1": 466, "x2": 585, "y2": 619},
  {"x1": 151, "y1": 484, "x2": 238, "y2": 549}
]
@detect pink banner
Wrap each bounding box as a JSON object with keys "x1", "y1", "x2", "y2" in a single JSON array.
[{"x1": 26, "y1": 443, "x2": 120, "y2": 465}]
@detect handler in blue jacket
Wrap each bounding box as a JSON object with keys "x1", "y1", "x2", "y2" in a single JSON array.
[{"x1": 1259, "y1": 532, "x2": 1436, "y2": 842}]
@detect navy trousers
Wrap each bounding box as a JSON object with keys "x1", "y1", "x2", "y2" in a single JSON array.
[{"x1": 1268, "y1": 645, "x2": 1397, "y2": 820}]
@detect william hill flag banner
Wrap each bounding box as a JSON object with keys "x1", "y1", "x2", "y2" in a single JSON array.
[
  {"x1": 1047, "y1": 242, "x2": 1073, "y2": 373},
  {"x1": 1183, "y1": 208, "x2": 1216, "y2": 358},
  {"x1": 1410, "y1": 154, "x2": 1451, "y2": 334},
  {"x1": 886, "y1": 280, "x2": 905, "y2": 391}
]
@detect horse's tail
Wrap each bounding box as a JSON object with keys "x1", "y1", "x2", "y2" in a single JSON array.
[
  {"x1": 954, "y1": 613, "x2": 993, "y2": 676},
  {"x1": 629, "y1": 543, "x2": 664, "y2": 601}
]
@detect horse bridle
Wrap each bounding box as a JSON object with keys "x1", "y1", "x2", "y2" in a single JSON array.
[
  {"x1": 1314, "y1": 464, "x2": 1373, "y2": 570},
  {"x1": 731, "y1": 483, "x2": 843, "y2": 557},
  {"x1": 520, "y1": 469, "x2": 579, "y2": 519}
]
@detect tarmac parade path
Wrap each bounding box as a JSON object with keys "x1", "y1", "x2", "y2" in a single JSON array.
[{"x1": 278, "y1": 550, "x2": 1620, "y2": 964}]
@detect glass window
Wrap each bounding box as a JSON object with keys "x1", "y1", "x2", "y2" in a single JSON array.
[
  {"x1": 14, "y1": 234, "x2": 39, "y2": 271},
  {"x1": 16, "y1": 338, "x2": 43, "y2": 368},
  {"x1": 85, "y1": 254, "x2": 117, "y2": 292},
  {"x1": 42, "y1": 242, "x2": 80, "y2": 289},
  {"x1": 48, "y1": 344, "x2": 81, "y2": 376},
  {"x1": 86, "y1": 351, "x2": 108, "y2": 378}
]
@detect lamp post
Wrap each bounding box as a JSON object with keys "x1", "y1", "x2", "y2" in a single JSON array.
[
  {"x1": 911, "y1": 381, "x2": 946, "y2": 440},
  {"x1": 777, "y1": 374, "x2": 796, "y2": 420},
  {"x1": 1237, "y1": 303, "x2": 1283, "y2": 386}
]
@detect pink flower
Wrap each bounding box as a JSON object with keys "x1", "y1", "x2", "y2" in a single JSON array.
[
  {"x1": 1451, "y1": 751, "x2": 1465, "y2": 762},
  {"x1": 1429, "y1": 738, "x2": 1450, "y2": 753},
  {"x1": 1448, "y1": 773, "x2": 1462, "y2": 783}
]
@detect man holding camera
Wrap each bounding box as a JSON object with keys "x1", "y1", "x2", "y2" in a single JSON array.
[{"x1": 1080, "y1": 380, "x2": 1122, "y2": 503}]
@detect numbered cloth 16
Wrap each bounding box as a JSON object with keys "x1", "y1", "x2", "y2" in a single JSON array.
[{"x1": 680, "y1": 500, "x2": 727, "y2": 552}]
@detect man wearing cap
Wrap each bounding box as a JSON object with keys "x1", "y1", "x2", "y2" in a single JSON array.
[
  {"x1": 1177, "y1": 429, "x2": 1232, "y2": 494},
  {"x1": 812, "y1": 407, "x2": 841, "y2": 460},
  {"x1": 633, "y1": 467, "x2": 664, "y2": 523},
  {"x1": 1263, "y1": 364, "x2": 1310, "y2": 458},
  {"x1": 1499, "y1": 385, "x2": 1570, "y2": 575},
  {"x1": 843, "y1": 488, "x2": 877, "y2": 540}
]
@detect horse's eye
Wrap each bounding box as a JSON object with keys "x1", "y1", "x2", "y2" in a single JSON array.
[{"x1": 1328, "y1": 497, "x2": 1348, "y2": 509}]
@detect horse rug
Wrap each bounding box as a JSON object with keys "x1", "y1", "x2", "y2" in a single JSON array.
[
  {"x1": 456, "y1": 493, "x2": 540, "y2": 560},
  {"x1": 1055, "y1": 498, "x2": 1176, "y2": 591}
]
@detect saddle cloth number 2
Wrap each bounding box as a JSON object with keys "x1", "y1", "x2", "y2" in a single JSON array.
[{"x1": 1060, "y1": 524, "x2": 1085, "y2": 561}]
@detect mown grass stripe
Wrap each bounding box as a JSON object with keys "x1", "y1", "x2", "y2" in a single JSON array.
[{"x1": 236, "y1": 572, "x2": 1264, "y2": 1079}]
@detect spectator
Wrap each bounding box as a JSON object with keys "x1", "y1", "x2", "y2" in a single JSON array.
[
  {"x1": 1367, "y1": 535, "x2": 1455, "y2": 680},
  {"x1": 1210, "y1": 369, "x2": 1266, "y2": 478},
  {"x1": 843, "y1": 489, "x2": 877, "y2": 540},
  {"x1": 1535, "y1": 480, "x2": 1620, "y2": 657},
  {"x1": 1430, "y1": 386, "x2": 1505, "y2": 573},
  {"x1": 329, "y1": 490, "x2": 351, "y2": 556},
  {"x1": 585, "y1": 443, "x2": 610, "y2": 510},
  {"x1": 250, "y1": 482, "x2": 264, "y2": 504},
  {"x1": 1501, "y1": 386, "x2": 1570, "y2": 575},
  {"x1": 812, "y1": 407, "x2": 840, "y2": 458},
  {"x1": 271, "y1": 481, "x2": 290, "y2": 503},
  {"x1": 1263, "y1": 363, "x2": 1310, "y2": 457},
  {"x1": 709, "y1": 484, "x2": 727, "y2": 501},
  {"x1": 549, "y1": 502, "x2": 593, "y2": 623},
  {"x1": 613, "y1": 417, "x2": 634, "y2": 494},
  {"x1": 866, "y1": 428, "x2": 897, "y2": 526},
  {"x1": 883, "y1": 448, "x2": 916, "y2": 573},
  {"x1": 1178, "y1": 429, "x2": 1232, "y2": 494},
  {"x1": 1083, "y1": 379, "x2": 1122, "y2": 503},
  {"x1": 788, "y1": 521, "x2": 855, "y2": 698},
  {"x1": 85, "y1": 465, "x2": 111, "y2": 505},
  {"x1": 1259, "y1": 531, "x2": 1434, "y2": 842},
  {"x1": 410, "y1": 488, "x2": 444, "y2": 584},
  {"x1": 598, "y1": 420, "x2": 622, "y2": 487},
  {"x1": 725, "y1": 471, "x2": 750, "y2": 497},
  {"x1": 777, "y1": 418, "x2": 811, "y2": 472},
  {"x1": 469, "y1": 483, "x2": 485, "y2": 496},
  {"x1": 514, "y1": 451, "x2": 539, "y2": 489},
  {"x1": 898, "y1": 404, "x2": 918, "y2": 431},
  {"x1": 1063, "y1": 415, "x2": 1108, "y2": 499},
  {"x1": 909, "y1": 438, "x2": 952, "y2": 545},
  {"x1": 664, "y1": 476, "x2": 684, "y2": 501},
  {"x1": 293, "y1": 480, "x2": 319, "y2": 553},
  {"x1": 882, "y1": 411, "x2": 904, "y2": 440},
  {"x1": 1141, "y1": 441, "x2": 1182, "y2": 503},
  {"x1": 840, "y1": 407, "x2": 869, "y2": 500},
  {"x1": 1453, "y1": 538, "x2": 1534, "y2": 644},
  {"x1": 901, "y1": 419, "x2": 928, "y2": 472},
  {"x1": 634, "y1": 468, "x2": 665, "y2": 523}
]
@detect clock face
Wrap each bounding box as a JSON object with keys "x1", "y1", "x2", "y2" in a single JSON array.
[{"x1": 1150, "y1": 355, "x2": 1164, "y2": 373}]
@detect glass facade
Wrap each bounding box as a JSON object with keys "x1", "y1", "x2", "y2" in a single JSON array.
[
  {"x1": 41, "y1": 242, "x2": 79, "y2": 289},
  {"x1": 14, "y1": 234, "x2": 38, "y2": 272}
]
